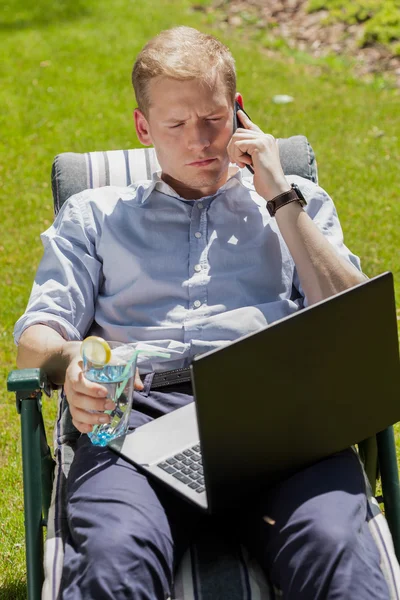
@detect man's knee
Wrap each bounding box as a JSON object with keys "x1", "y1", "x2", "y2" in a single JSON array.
[
  {"x1": 85, "y1": 514, "x2": 172, "y2": 566},
  {"x1": 305, "y1": 517, "x2": 357, "y2": 556},
  {"x1": 63, "y1": 522, "x2": 173, "y2": 599}
]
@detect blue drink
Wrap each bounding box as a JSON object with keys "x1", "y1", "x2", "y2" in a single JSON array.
[
  {"x1": 83, "y1": 345, "x2": 135, "y2": 446},
  {"x1": 81, "y1": 340, "x2": 171, "y2": 446}
]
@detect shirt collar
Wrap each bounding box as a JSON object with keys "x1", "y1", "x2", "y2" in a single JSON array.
[{"x1": 140, "y1": 165, "x2": 246, "y2": 205}]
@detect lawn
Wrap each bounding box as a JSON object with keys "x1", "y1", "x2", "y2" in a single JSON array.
[{"x1": 0, "y1": 0, "x2": 399, "y2": 596}]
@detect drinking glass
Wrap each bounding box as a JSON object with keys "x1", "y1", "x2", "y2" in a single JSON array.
[{"x1": 83, "y1": 341, "x2": 136, "y2": 447}]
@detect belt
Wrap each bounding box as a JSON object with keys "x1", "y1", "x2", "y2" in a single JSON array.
[{"x1": 149, "y1": 367, "x2": 192, "y2": 389}]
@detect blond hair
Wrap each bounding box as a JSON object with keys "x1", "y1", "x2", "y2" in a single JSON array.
[{"x1": 132, "y1": 26, "x2": 236, "y2": 115}]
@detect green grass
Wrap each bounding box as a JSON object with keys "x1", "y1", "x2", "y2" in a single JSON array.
[
  {"x1": 1, "y1": 0, "x2": 400, "y2": 595},
  {"x1": 306, "y1": 0, "x2": 400, "y2": 52}
]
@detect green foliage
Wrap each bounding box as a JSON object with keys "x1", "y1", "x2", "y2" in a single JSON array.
[
  {"x1": 363, "y1": 5, "x2": 400, "y2": 45},
  {"x1": 306, "y1": 0, "x2": 400, "y2": 49},
  {"x1": 307, "y1": 0, "x2": 376, "y2": 24},
  {"x1": 1, "y1": 0, "x2": 400, "y2": 592}
]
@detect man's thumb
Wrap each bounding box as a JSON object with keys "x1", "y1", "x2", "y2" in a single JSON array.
[{"x1": 134, "y1": 368, "x2": 144, "y2": 390}]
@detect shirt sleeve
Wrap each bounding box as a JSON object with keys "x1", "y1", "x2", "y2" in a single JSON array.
[
  {"x1": 14, "y1": 193, "x2": 102, "y2": 344},
  {"x1": 290, "y1": 176, "x2": 363, "y2": 307}
]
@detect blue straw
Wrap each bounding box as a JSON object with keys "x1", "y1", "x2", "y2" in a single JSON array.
[{"x1": 116, "y1": 349, "x2": 171, "y2": 397}]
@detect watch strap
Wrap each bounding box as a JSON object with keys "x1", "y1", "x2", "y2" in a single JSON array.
[{"x1": 267, "y1": 184, "x2": 306, "y2": 217}]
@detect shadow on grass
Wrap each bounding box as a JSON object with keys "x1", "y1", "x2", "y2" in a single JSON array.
[
  {"x1": 0, "y1": 579, "x2": 27, "y2": 600},
  {"x1": 0, "y1": 0, "x2": 93, "y2": 32}
]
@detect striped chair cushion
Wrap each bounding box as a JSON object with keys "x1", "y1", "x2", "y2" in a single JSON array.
[
  {"x1": 43, "y1": 395, "x2": 400, "y2": 600},
  {"x1": 51, "y1": 137, "x2": 318, "y2": 214}
]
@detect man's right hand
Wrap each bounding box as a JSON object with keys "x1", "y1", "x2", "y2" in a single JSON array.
[
  {"x1": 17, "y1": 325, "x2": 144, "y2": 435},
  {"x1": 63, "y1": 355, "x2": 114, "y2": 434},
  {"x1": 64, "y1": 355, "x2": 145, "y2": 434}
]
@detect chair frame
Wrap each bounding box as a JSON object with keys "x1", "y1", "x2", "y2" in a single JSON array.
[
  {"x1": 7, "y1": 367, "x2": 400, "y2": 600},
  {"x1": 8, "y1": 140, "x2": 400, "y2": 598}
]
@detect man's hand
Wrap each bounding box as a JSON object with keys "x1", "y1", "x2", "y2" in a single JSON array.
[
  {"x1": 17, "y1": 325, "x2": 145, "y2": 435},
  {"x1": 228, "y1": 109, "x2": 290, "y2": 201},
  {"x1": 64, "y1": 356, "x2": 144, "y2": 434}
]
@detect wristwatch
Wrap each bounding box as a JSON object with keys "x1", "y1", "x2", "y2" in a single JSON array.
[{"x1": 266, "y1": 183, "x2": 307, "y2": 217}]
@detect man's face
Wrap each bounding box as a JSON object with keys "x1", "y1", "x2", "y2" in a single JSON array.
[{"x1": 134, "y1": 75, "x2": 235, "y2": 199}]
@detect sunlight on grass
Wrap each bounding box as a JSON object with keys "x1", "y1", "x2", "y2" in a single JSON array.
[
  {"x1": 306, "y1": 0, "x2": 400, "y2": 51},
  {"x1": 1, "y1": 0, "x2": 399, "y2": 591}
]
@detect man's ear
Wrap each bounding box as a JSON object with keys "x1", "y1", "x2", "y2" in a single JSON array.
[
  {"x1": 235, "y1": 93, "x2": 244, "y2": 109},
  {"x1": 134, "y1": 109, "x2": 152, "y2": 146}
]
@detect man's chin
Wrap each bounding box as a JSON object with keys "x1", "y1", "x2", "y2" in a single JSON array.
[
  {"x1": 182, "y1": 173, "x2": 227, "y2": 196},
  {"x1": 161, "y1": 163, "x2": 230, "y2": 198},
  {"x1": 185, "y1": 164, "x2": 229, "y2": 187}
]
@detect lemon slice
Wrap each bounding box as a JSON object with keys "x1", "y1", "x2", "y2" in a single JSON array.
[{"x1": 80, "y1": 336, "x2": 112, "y2": 367}]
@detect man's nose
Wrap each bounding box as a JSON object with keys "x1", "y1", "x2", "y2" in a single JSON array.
[{"x1": 187, "y1": 124, "x2": 211, "y2": 151}]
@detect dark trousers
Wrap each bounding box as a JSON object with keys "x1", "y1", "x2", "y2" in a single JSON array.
[{"x1": 60, "y1": 380, "x2": 389, "y2": 599}]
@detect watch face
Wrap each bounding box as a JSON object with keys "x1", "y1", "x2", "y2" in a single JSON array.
[{"x1": 291, "y1": 183, "x2": 307, "y2": 204}]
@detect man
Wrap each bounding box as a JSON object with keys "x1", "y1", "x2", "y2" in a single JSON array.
[{"x1": 15, "y1": 26, "x2": 390, "y2": 600}]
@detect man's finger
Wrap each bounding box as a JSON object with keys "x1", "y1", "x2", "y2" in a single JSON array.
[
  {"x1": 70, "y1": 391, "x2": 113, "y2": 413},
  {"x1": 65, "y1": 357, "x2": 108, "y2": 398},
  {"x1": 237, "y1": 109, "x2": 262, "y2": 132},
  {"x1": 70, "y1": 405, "x2": 111, "y2": 426},
  {"x1": 73, "y1": 369, "x2": 108, "y2": 397},
  {"x1": 72, "y1": 420, "x2": 93, "y2": 434},
  {"x1": 235, "y1": 152, "x2": 254, "y2": 168},
  {"x1": 232, "y1": 129, "x2": 261, "y2": 139},
  {"x1": 134, "y1": 367, "x2": 144, "y2": 390}
]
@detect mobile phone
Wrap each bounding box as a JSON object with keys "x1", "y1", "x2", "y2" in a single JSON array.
[{"x1": 233, "y1": 101, "x2": 254, "y2": 174}]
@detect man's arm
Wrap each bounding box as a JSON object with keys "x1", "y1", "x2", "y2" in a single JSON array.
[
  {"x1": 229, "y1": 110, "x2": 366, "y2": 304},
  {"x1": 17, "y1": 324, "x2": 81, "y2": 385},
  {"x1": 274, "y1": 200, "x2": 366, "y2": 305},
  {"x1": 16, "y1": 324, "x2": 111, "y2": 434},
  {"x1": 17, "y1": 324, "x2": 143, "y2": 434},
  {"x1": 17, "y1": 324, "x2": 113, "y2": 433}
]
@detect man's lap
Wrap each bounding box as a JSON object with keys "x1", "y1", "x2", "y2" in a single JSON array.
[
  {"x1": 65, "y1": 384, "x2": 372, "y2": 548},
  {"x1": 236, "y1": 447, "x2": 389, "y2": 597},
  {"x1": 65, "y1": 383, "x2": 205, "y2": 568},
  {"x1": 62, "y1": 428, "x2": 204, "y2": 598},
  {"x1": 61, "y1": 385, "x2": 390, "y2": 598}
]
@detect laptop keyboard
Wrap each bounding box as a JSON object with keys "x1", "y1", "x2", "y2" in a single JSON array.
[{"x1": 157, "y1": 444, "x2": 205, "y2": 493}]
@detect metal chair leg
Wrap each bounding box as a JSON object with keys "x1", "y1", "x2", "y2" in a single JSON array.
[
  {"x1": 377, "y1": 426, "x2": 400, "y2": 562},
  {"x1": 19, "y1": 392, "x2": 45, "y2": 600},
  {"x1": 8, "y1": 369, "x2": 54, "y2": 599}
]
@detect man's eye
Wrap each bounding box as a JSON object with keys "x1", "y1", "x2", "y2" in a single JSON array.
[
  {"x1": 206, "y1": 118, "x2": 222, "y2": 122},
  {"x1": 170, "y1": 123, "x2": 184, "y2": 128}
]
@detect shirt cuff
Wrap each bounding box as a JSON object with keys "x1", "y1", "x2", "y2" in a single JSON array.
[{"x1": 13, "y1": 313, "x2": 83, "y2": 345}]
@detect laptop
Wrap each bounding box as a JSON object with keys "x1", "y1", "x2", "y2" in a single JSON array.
[{"x1": 109, "y1": 272, "x2": 400, "y2": 513}]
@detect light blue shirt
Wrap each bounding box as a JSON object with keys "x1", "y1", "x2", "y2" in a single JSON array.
[{"x1": 14, "y1": 170, "x2": 361, "y2": 372}]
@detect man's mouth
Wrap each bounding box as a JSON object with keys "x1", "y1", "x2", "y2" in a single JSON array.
[{"x1": 187, "y1": 158, "x2": 217, "y2": 167}]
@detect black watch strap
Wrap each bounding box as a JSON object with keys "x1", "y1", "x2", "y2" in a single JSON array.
[{"x1": 267, "y1": 183, "x2": 307, "y2": 217}]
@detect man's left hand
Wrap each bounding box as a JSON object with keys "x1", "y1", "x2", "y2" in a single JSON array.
[{"x1": 228, "y1": 109, "x2": 290, "y2": 201}]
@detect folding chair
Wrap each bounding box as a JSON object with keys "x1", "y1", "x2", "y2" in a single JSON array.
[{"x1": 8, "y1": 139, "x2": 400, "y2": 600}]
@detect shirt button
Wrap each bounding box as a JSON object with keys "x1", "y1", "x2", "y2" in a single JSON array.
[
  {"x1": 194, "y1": 264, "x2": 202, "y2": 272},
  {"x1": 193, "y1": 300, "x2": 201, "y2": 308},
  {"x1": 195, "y1": 232, "x2": 202, "y2": 239},
  {"x1": 197, "y1": 202, "x2": 203, "y2": 209}
]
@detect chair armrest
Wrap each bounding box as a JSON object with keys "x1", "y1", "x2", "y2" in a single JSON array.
[{"x1": 7, "y1": 368, "x2": 52, "y2": 397}]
